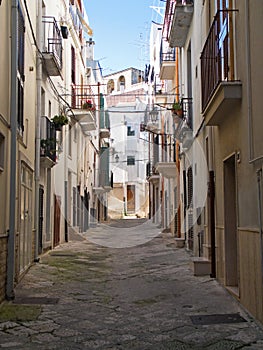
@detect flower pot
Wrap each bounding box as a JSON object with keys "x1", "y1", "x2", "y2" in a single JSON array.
[
  {"x1": 172, "y1": 108, "x2": 183, "y2": 118},
  {"x1": 54, "y1": 124, "x2": 62, "y2": 131}
]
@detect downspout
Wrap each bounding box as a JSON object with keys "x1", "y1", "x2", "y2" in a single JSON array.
[
  {"x1": 175, "y1": 47, "x2": 181, "y2": 237},
  {"x1": 256, "y1": 168, "x2": 263, "y2": 284},
  {"x1": 209, "y1": 170, "x2": 216, "y2": 278},
  {"x1": 245, "y1": 0, "x2": 263, "y2": 163},
  {"x1": 6, "y1": 0, "x2": 18, "y2": 300},
  {"x1": 34, "y1": 0, "x2": 42, "y2": 260},
  {"x1": 208, "y1": 126, "x2": 216, "y2": 277},
  {"x1": 64, "y1": 125, "x2": 68, "y2": 240}
]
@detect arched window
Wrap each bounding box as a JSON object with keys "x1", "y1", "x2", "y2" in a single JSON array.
[
  {"x1": 107, "y1": 79, "x2": 114, "y2": 94},
  {"x1": 118, "y1": 76, "x2": 125, "y2": 91}
]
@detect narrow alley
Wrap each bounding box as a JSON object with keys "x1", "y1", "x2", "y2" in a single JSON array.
[{"x1": 0, "y1": 219, "x2": 263, "y2": 350}]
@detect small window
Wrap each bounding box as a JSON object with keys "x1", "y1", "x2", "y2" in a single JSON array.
[
  {"x1": 127, "y1": 156, "x2": 135, "y2": 166},
  {"x1": 68, "y1": 124, "x2": 72, "y2": 157},
  {"x1": 0, "y1": 133, "x2": 5, "y2": 171},
  {"x1": 127, "y1": 126, "x2": 135, "y2": 136}
]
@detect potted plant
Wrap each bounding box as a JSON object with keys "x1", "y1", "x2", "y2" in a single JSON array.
[
  {"x1": 52, "y1": 114, "x2": 69, "y2": 131},
  {"x1": 82, "y1": 99, "x2": 96, "y2": 111},
  {"x1": 40, "y1": 138, "x2": 57, "y2": 158},
  {"x1": 172, "y1": 102, "x2": 183, "y2": 117}
]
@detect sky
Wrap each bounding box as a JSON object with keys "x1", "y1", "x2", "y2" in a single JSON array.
[{"x1": 83, "y1": 0, "x2": 165, "y2": 76}]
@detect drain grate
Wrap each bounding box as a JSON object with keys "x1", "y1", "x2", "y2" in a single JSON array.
[
  {"x1": 190, "y1": 313, "x2": 247, "y2": 325},
  {"x1": 14, "y1": 297, "x2": 59, "y2": 305}
]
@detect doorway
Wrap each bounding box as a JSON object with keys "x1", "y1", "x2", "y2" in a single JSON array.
[
  {"x1": 19, "y1": 164, "x2": 33, "y2": 274},
  {"x1": 53, "y1": 195, "x2": 61, "y2": 247},
  {"x1": 127, "y1": 185, "x2": 135, "y2": 213},
  {"x1": 224, "y1": 154, "x2": 239, "y2": 290},
  {"x1": 38, "y1": 186, "x2": 44, "y2": 254}
]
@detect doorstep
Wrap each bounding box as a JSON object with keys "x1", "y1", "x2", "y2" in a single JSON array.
[{"x1": 190, "y1": 257, "x2": 211, "y2": 276}]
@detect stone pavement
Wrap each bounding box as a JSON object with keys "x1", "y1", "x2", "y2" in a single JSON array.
[{"x1": 1, "y1": 219, "x2": 263, "y2": 349}]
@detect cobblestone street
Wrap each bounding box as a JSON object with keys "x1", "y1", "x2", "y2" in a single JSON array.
[{"x1": 0, "y1": 219, "x2": 263, "y2": 349}]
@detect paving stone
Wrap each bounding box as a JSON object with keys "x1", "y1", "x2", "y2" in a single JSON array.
[
  {"x1": 0, "y1": 220, "x2": 262, "y2": 349},
  {"x1": 0, "y1": 342, "x2": 24, "y2": 348}
]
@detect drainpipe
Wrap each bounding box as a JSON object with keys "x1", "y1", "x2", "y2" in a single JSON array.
[
  {"x1": 34, "y1": 0, "x2": 42, "y2": 261},
  {"x1": 6, "y1": 0, "x2": 18, "y2": 300},
  {"x1": 256, "y1": 169, "x2": 263, "y2": 284},
  {"x1": 209, "y1": 170, "x2": 216, "y2": 278},
  {"x1": 175, "y1": 47, "x2": 181, "y2": 237}
]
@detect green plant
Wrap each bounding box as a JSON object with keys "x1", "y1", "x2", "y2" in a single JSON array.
[
  {"x1": 172, "y1": 102, "x2": 182, "y2": 111},
  {"x1": 52, "y1": 114, "x2": 69, "y2": 127},
  {"x1": 172, "y1": 102, "x2": 183, "y2": 118},
  {"x1": 40, "y1": 138, "x2": 57, "y2": 155}
]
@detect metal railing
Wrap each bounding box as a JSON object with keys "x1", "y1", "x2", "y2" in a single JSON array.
[
  {"x1": 42, "y1": 16, "x2": 62, "y2": 70},
  {"x1": 163, "y1": 0, "x2": 194, "y2": 42},
  {"x1": 146, "y1": 162, "x2": 159, "y2": 178},
  {"x1": 181, "y1": 97, "x2": 193, "y2": 129},
  {"x1": 200, "y1": 10, "x2": 238, "y2": 111},
  {"x1": 160, "y1": 48, "x2": 176, "y2": 66},
  {"x1": 40, "y1": 116, "x2": 56, "y2": 162},
  {"x1": 71, "y1": 84, "x2": 97, "y2": 110}
]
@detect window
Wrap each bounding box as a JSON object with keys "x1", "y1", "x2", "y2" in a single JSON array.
[
  {"x1": 127, "y1": 156, "x2": 135, "y2": 166},
  {"x1": 71, "y1": 46, "x2": 76, "y2": 84},
  {"x1": 127, "y1": 126, "x2": 135, "y2": 136},
  {"x1": 107, "y1": 79, "x2": 114, "y2": 94},
  {"x1": 17, "y1": 3, "x2": 25, "y2": 133},
  {"x1": 0, "y1": 133, "x2": 5, "y2": 171},
  {"x1": 68, "y1": 124, "x2": 72, "y2": 157},
  {"x1": 118, "y1": 76, "x2": 125, "y2": 91},
  {"x1": 187, "y1": 166, "x2": 193, "y2": 209}
]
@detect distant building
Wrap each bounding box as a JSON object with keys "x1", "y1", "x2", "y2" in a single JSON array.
[{"x1": 104, "y1": 68, "x2": 149, "y2": 218}]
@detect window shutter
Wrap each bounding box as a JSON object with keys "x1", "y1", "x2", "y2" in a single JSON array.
[{"x1": 187, "y1": 166, "x2": 193, "y2": 209}]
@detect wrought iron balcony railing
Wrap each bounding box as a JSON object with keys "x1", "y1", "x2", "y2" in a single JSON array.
[
  {"x1": 146, "y1": 162, "x2": 159, "y2": 178},
  {"x1": 42, "y1": 16, "x2": 62, "y2": 75},
  {"x1": 163, "y1": 0, "x2": 194, "y2": 47},
  {"x1": 71, "y1": 84, "x2": 97, "y2": 111},
  {"x1": 200, "y1": 9, "x2": 238, "y2": 111},
  {"x1": 40, "y1": 116, "x2": 57, "y2": 164},
  {"x1": 160, "y1": 48, "x2": 176, "y2": 65}
]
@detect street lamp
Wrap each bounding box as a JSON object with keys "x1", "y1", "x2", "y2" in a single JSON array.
[{"x1": 149, "y1": 107, "x2": 159, "y2": 123}]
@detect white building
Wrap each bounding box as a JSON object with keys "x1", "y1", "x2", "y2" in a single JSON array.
[{"x1": 104, "y1": 68, "x2": 149, "y2": 219}]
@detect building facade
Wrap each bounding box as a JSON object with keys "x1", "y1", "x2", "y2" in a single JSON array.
[
  {"x1": 156, "y1": 0, "x2": 263, "y2": 323},
  {"x1": 0, "y1": 0, "x2": 110, "y2": 303}
]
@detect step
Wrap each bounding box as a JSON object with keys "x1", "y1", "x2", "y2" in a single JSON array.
[{"x1": 190, "y1": 257, "x2": 211, "y2": 276}]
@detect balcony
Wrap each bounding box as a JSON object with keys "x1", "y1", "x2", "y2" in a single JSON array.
[
  {"x1": 146, "y1": 162, "x2": 160, "y2": 183},
  {"x1": 99, "y1": 109, "x2": 110, "y2": 139},
  {"x1": 156, "y1": 162, "x2": 177, "y2": 178},
  {"x1": 99, "y1": 147, "x2": 113, "y2": 192},
  {"x1": 201, "y1": 10, "x2": 241, "y2": 125},
  {"x1": 165, "y1": 0, "x2": 194, "y2": 48},
  {"x1": 160, "y1": 47, "x2": 176, "y2": 80},
  {"x1": 71, "y1": 85, "x2": 97, "y2": 132},
  {"x1": 40, "y1": 117, "x2": 56, "y2": 168},
  {"x1": 143, "y1": 108, "x2": 162, "y2": 134},
  {"x1": 42, "y1": 17, "x2": 62, "y2": 76}
]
